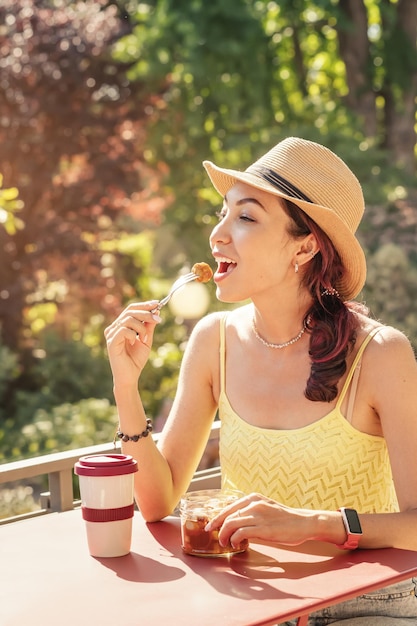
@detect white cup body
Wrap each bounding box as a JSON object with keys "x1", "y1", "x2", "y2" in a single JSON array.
[
  {"x1": 75, "y1": 455, "x2": 137, "y2": 558},
  {"x1": 79, "y1": 474, "x2": 134, "y2": 509},
  {"x1": 78, "y1": 473, "x2": 135, "y2": 558}
]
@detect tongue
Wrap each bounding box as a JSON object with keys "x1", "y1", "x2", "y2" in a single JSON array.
[{"x1": 219, "y1": 262, "x2": 235, "y2": 274}]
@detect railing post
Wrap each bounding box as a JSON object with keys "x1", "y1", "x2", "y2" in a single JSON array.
[{"x1": 48, "y1": 469, "x2": 75, "y2": 512}]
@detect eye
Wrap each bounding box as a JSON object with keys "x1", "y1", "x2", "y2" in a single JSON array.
[
  {"x1": 214, "y1": 208, "x2": 256, "y2": 223},
  {"x1": 240, "y1": 214, "x2": 255, "y2": 223}
]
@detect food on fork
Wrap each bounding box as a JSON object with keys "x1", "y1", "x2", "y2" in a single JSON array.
[
  {"x1": 191, "y1": 262, "x2": 213, "y2": 283},
  {"x1": 150, "y1": 264, "x2": 213, "y2": 314}
]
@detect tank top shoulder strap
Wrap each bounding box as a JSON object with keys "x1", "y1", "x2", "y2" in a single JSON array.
[
  {"x1": 219, "y1": 314, "x2": 228, "y2": 392},
  {"x1": 336, "y1": 326, "x2": 383, "y2": 411}
]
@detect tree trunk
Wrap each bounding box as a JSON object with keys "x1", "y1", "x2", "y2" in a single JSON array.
[
  {"x1": 336, "y1": 0, "x2": 377, "y2": 136},
  {"x1": 383, "y1": 0, "x2": 417, "y2": 173}
]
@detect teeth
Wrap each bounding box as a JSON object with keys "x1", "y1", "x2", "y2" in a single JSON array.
[{"x1": 216, "y1": 256, "x2": 236, "y2": 264}]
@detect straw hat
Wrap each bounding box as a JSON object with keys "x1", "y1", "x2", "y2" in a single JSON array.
[{"x1": 203, "y1": 137, "x2": 366, "y2": 301}]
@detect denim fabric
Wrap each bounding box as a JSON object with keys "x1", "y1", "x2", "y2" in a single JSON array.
[{"x1": 279, "y1": 579, "x2": 417, "y2": 626}]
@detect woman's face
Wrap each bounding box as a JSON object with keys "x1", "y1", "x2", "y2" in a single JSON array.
[{"x1": 209, "y1": 181, "x2": 306, "y2": 303}]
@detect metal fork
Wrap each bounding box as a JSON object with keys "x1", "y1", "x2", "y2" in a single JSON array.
[{"x1": 151, "y1": 272, "x2": 198, "y2": 312}]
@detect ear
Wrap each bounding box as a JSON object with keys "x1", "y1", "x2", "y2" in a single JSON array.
[{"x1": 294, "y1": 234, "x2": 319, "y2": 268}]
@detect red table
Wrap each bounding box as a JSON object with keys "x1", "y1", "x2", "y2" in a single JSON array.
[{"x1": 1, "y1": 509, "x2": 417, "y2": 626}]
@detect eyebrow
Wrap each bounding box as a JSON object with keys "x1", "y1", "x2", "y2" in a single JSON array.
[{"x1": 224, "y1": 194, "x2": 266, "y2": 210}]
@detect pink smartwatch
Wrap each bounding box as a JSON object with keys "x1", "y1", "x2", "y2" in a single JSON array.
[{"x1": 336, "y1": 507, "x2": 362, "y2": 550}]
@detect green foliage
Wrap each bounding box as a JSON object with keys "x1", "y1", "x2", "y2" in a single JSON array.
[
  {"x1": 0, "y1": 485, "x2": 39, "y2": 520},
  {"x1": 0, "y1": 315, "x2": 188, "y2": 461},
  {"x1": 0, "y1": 344, "x2": 20, "y2": 412},
  {"x1": 0, "y1": 331, "x2": 113, "y2": 462},
  {"x1": 21, "y1": 399, "x2": 117, "y2": 457},
  {"x1": 99, "y1": 230, "x2": 156, "y2": 302},
  {"x1": 364, "y1": 243, "x2": 417, "y2": 347},
  {"x1": 0, "y1": 396, "x2": 117, "y2": 462},
  {"x1": 0, "y1": 174, "x2": 24, "y2": 235},
  {"x1": 13, "y1": 332, "x2": 113, "y2": 423},
  {"x1": 140, "y1": 322, "x2": 186, "y2": 421}
]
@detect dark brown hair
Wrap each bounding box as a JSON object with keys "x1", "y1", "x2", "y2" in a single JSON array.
[{"x1": 283, "y1": 199, "x2": 367, "y2": 402}]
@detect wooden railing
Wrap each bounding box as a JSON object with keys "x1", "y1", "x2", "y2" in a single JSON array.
[{"x1": 0, "y1": 421, "x2": 221, "y2": 525}]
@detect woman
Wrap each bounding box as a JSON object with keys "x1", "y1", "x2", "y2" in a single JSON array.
[{"x1": 105, "y1": 137, "x2": 417, "y2": 624}]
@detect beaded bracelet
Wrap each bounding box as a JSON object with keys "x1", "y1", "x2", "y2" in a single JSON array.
[{"x1": 114, "y1": 418, "x2": 153, "y2": 444}]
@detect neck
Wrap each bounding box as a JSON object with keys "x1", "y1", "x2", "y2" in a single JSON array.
[{"x1": 251, "y1": 295, "x2": 313, "y2": 345}]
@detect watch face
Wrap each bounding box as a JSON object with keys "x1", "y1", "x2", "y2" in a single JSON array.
[{"x1": 345, "y1": 508, "x2": 362, "y2": 534}]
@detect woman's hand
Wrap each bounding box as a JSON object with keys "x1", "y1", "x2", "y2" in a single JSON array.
[
  {"x1": 205, "y1": 493, "x2": 327, "y2": 549},
  {"x1": 104, "y1": 301, "x2": 162, "y2": 387}
]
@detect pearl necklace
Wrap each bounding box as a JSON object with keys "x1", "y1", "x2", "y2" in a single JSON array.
[{"x1": 251, "y1": 317, "x2": 309, "y2": 349}]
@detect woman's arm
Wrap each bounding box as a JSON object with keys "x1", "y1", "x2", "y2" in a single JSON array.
[
  {"x1": 106, "y1": 306, "x2": 221, "y2": 522},
  {"x1": 358, "y1": 324, "x2": 417, "y2": 550}
]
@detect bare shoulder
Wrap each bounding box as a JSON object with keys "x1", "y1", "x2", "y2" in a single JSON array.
[
  {"x1": 190, "y1": 305, "x2": 251, "y2": 341},
  {"x1": 190, "y1": 310, "x2": 225, "y2": 344},
  {"x1": 180, "y1": 311, "x2": 231, "y2": 400},
  {"x1": 358, "y1": 315, "x2": 417, "y2": 380},
  {"x1": 184, "y1": 311, "x2": 227, "y2": 367},
  {"x1": 360, "y1": 316, "x2": 414, "y2": 352}
]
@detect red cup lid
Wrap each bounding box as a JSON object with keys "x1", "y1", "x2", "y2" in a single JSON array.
[{"x1": 74, "y1": 454, "x2": 138, "y2": 477}]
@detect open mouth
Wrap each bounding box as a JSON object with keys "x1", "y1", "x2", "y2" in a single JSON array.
[{"x1": 216, "y1": 256, "x2": 237, "y2": 275}]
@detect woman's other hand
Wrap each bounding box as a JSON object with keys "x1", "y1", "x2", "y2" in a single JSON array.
[{"x1": 205, "y1": 492, "x2": 342, "y2": 549}]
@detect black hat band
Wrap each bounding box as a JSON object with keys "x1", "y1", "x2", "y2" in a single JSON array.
[{"x1": 250, "y1": 166, "x2": 313, "y2": 203}]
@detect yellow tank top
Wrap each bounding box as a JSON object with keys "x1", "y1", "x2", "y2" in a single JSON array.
[{"x1": 219, "y1": 317, "x2": 398, "y2": 513}]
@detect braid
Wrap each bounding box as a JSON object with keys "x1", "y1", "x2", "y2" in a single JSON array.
[{"x1": 305, "y1": 297, "x2": 356, "y2": 402}]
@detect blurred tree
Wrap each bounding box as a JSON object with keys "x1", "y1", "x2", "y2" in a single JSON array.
[
  {"x1": 0, "y1": 0, "x2": 169, "y2": 352},
  {"x1": 113, "y1": 0, "x2": 417, "y2": 254},
  {"x1": 335, "y1": 0, "x2": 417, "y2": 170}
]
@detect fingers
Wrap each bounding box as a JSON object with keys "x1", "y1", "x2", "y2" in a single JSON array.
[
  {"x1": 205, "y1": 493, "x2": 276, "y2": 549},
  {"x1": 205, "y1": 493, "x2": 262, "y2": 531},
  {"x1": 204, "y1": 494, "x2": 253, "y2": 548},
  {"x1": 105, "y1": 301, "x2": 161, "y2": 346},
  {"x1": 204, "y1": 506, "x2": 254, "y2": 550}
]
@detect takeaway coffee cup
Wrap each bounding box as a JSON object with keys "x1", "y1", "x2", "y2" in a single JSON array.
[{"x1": 74, "y1": 454, "x2": 138, "y2": 557}]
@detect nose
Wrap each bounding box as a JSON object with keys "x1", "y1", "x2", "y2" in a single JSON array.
[{"x1": 210, "y1": 217, "x2": 231, "y2": 249}]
